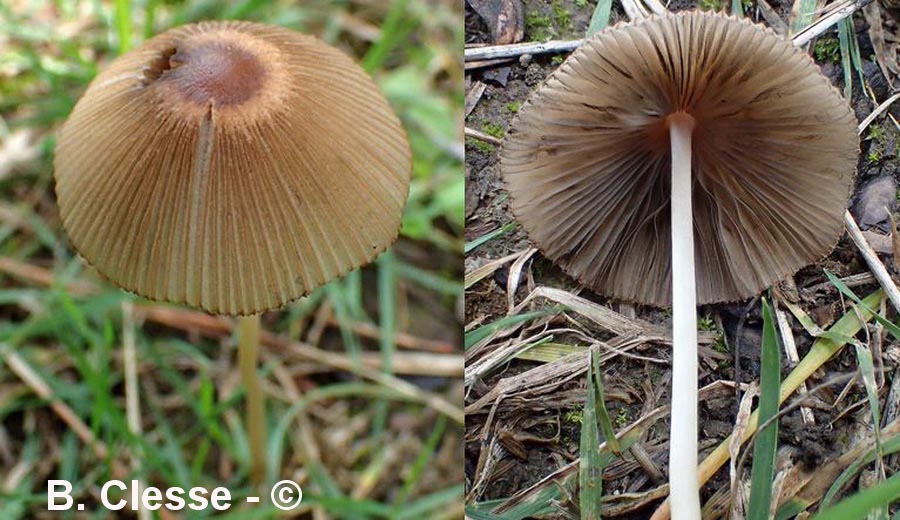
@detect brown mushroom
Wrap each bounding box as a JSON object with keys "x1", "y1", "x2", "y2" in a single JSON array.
[
  {"x1": 501, "y1": 11, "x2": 858, "y2": 516},
  {"x1": 54, "y1": 21, "x2": 411, "y2": 483},
  {"x1": 55, "y1": 21, "x2": 410, "y2": 317}
]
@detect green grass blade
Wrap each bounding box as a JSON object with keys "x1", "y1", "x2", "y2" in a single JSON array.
[
  {"x1": 848, "y1": 21, "x2": 865, "y2": 88},
  {"x1": 812, "y1": 473, "x2": 900, "y2": 520},
  {"x1": 362, "y1": 0, "x2": 412, "y2": 73},
  {"x1": 854, "y1": 341, "x2": 886, "y2": 511},
  {"x1": 580, "y1": 349, "x2": 603, "y2": 519},
  {"x1": 113, "y1": 0, "x2": 132, "y2": 54},
  {"x1": 732, "y1": 0, "x2": 744, "y2": 16},
  {"x1": 326, "y1": 282, "x2": 363, "y2": 368},
  {"x1": 465, "y1": 222, "x2": 516, "y2": 254},
  {"x1": 838, "y1": 18, "x2": 853, "y2": 99},
  {"x1": 464, "y1": 504, "x2": 511, "y2": 519},
  {"x1": 825, "y1": 270, "x2": 900, "y2": 339},
  {"x1": 394, "y1": 415, "x2": 448, "y2": 507},
  {"x1": 372, "y1": 251, "x2": 397, "y2": 440},
  {"x1": 822, "y1": 432, "x2": 900, "y2": 508},
  {"x1": 464, "y1": 307, "x2": 561, "y2": 350},
  {"x1": 398, "y1": 484, "x2": 465, "y2": 520},
  {"x1": 398, "y1": 262, "x2": 463, "y2": 295},
  {"x1": 790, "y1": 0, "x2": 816, "y2": 34},
  {"x1": 587, "y1": 0, "x2": 612, "y2": 37},
  {"x1": 143, "y1": 0, "x2": 159, "y2": 39},
  {"x1": 747, "y1": 298, "x2": 781, "y2": 520},
  {"x1": 591, "y1": 347, "x2": 620, "y2": 455}
]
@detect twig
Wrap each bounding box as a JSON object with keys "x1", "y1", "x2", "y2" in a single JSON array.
[
  {"x1": 464, "y1": 39, "x2": 583, "y2": 62},
  {"x1": 858, "y1": 92, "x2": 900, "y2": 135},
  {"x1": 844, "y1": 209, "x2": 900, "y2": 313},
  {"x1": 775, "y1": 308, "x2": 815, "y2": 425}
]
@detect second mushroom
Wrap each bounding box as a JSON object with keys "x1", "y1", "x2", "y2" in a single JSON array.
[{"x1": 501, "y1": 11, "x2": 858, "y2": 517}]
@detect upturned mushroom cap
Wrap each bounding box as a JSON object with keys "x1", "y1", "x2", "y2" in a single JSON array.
[
  {"x1": 501, "y1": 11, "x2": 858, "y2": 306},
  {"x1": 54, "y1": 21, "x2": 411, "y2": 316}
]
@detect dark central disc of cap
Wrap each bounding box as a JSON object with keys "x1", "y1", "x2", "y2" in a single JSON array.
[{"x1": 165, "y1": 42, "x2": 266, "y2": 106}]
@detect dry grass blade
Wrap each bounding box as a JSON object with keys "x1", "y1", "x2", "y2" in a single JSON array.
[
  {"x1": 843, "y1": 210, "x2": 900, "y2": 314},
  {"x1": 791, "y1": 0, "x2": 866, "y2": 47},
  {"x1": 506, "y1": 248, "x2": 537, "y2": 313},
  {"x1": 465, "y1": 328, "x2": 557, "y2": 385},
  {"x1": 465, "y1": 249, "x2": 530, "y2": 289},
  {"x1": 518, "y1": 286, "x2": 716, "y2": 344},
  {"x1": 143, "y1": 308, "x2": 464, "y2": 423},
  {"x1": 858, "y1": 92, "x2": 900, "y2": 136},
  {"x1": 774, "y1": 419, "x2": 900, "y2": 516},
  {"x1": 519, "y1": 287, "x2": 662, "y2": 338},
  {"x1": 729, "y1": 381, "x2": 759, "y2": 519},
  {"x1": 0, "y1": 344, "x2": 159, "y2": 517},
  {"x1": 620, "y1": 0, "x2": 649, "y2": 20},
  {"x1": 776, "y1": 307, "x2": 816, "y2": 424}
]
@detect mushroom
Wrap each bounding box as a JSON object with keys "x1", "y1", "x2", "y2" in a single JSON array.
[
  {"x1": 501, "y1": 11, "x2": 857, "y2": 516},
  {"x1": 54, "y1": 21, "x2": 411, "y2": 484}
]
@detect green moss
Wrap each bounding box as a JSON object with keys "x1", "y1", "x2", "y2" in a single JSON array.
[
  {"x1": 565, "y1": 406, "x2": 584, "y2": 424},
  {"x1": 814, "y1": 37, "x2": 841, "y2": 63},
  {"x1": 471, "y1": 140, "x2": 495, "y2": 154},
  {"x1": 698, "y1": 314, "x2": 727, "y2": 353},
  {"x1": 551, "y1": 55, "x2": 565, "y2": 66},
  {"x1": 482, "y1": 122, "x2": 505, "y2": 139},
  {"x1": 614, "y1": 408, "x2": 629, "y2": 428},
  {"x1": 505, "y1": 101, "x2": 522, "y2": 113},
  {"x1": 712, "y1": 334, "x2": 727, "y2": 353},
  {"x1": 526, "y1": 0, "x2": 573, "y2": 41},
  {"x1": 698, "y1": 0, "x2": 724, "y2": 10},
  {"x1": 551, "y1": 0, "x2": 571, "y2": 28},
  {"x1": 525, "y1": 11, "x2": 555, "y2": 41}
]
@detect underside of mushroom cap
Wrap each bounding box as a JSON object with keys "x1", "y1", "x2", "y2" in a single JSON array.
[
  {"x1": 54, "y1": 21, "x2": 411, "y2": 315},
  {"x1": 501, "y1": 10, "x2": 859, "y2": 307}
]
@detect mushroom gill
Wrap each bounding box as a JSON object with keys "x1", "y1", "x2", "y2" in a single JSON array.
[{"x1": 501, "y1": 12, "x2": 859, "y2": 307}]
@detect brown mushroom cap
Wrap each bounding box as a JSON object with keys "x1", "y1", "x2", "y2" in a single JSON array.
[
  {"x1": 501, "y1": 11, "x2": 858, "y2": 306},
  {"x1": 54, "y1": 21, "x2": 411, "y2": 316}
]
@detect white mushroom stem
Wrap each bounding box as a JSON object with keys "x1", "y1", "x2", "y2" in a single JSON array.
[
  {"x1": 238, "y1": 314, "x2": 266, "y2": 486},
  {"x1": 668, "y1": 113, "x2": 701, "y2": 519}
]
